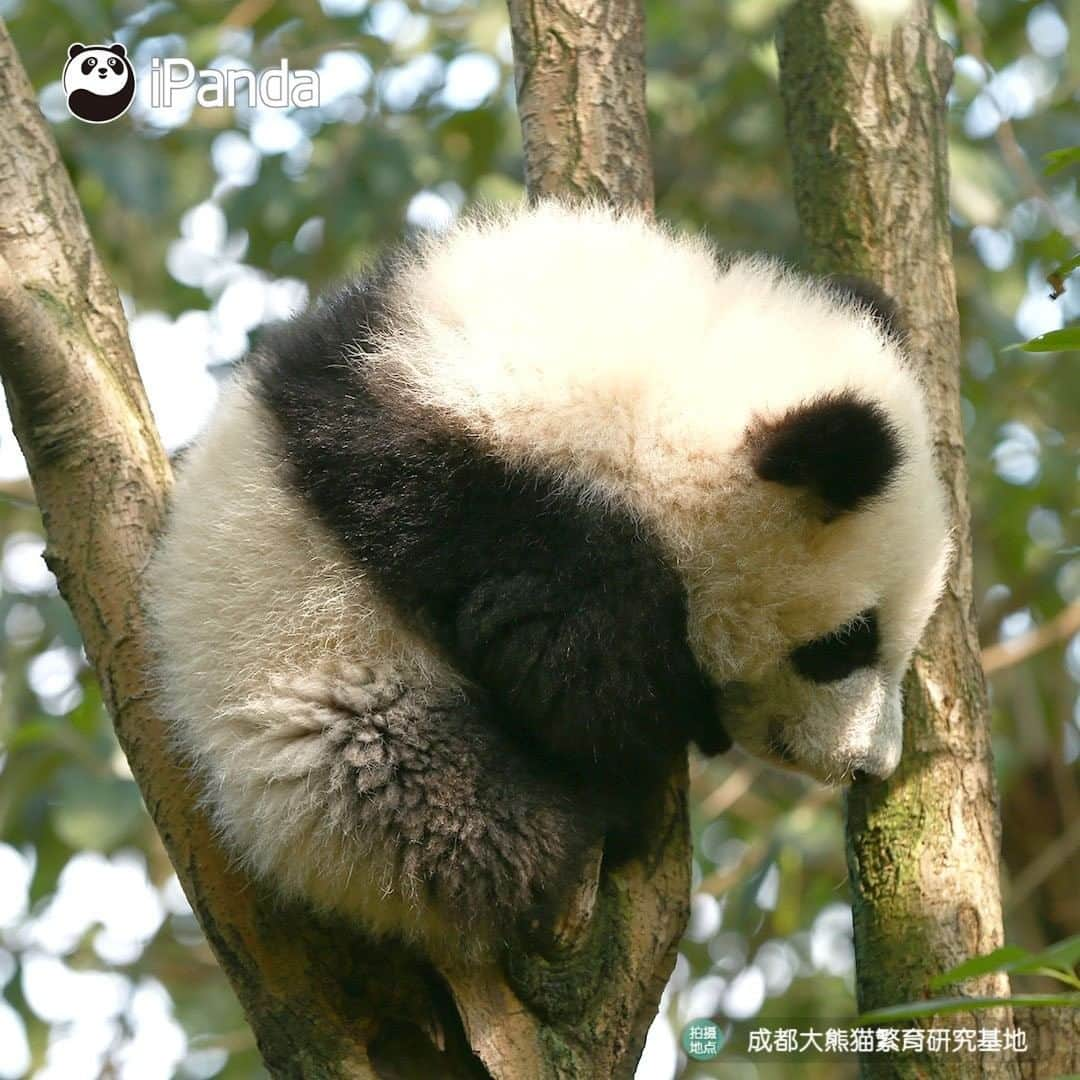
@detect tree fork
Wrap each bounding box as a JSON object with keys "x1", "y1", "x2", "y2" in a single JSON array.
[{"x1": 0, "y1": 2, "x2": 685, "y2": 1074}]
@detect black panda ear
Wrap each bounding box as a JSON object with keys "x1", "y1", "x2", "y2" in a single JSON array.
[
  {"x1": 68, "y1": 43, "x2": 87, "y2": 59},
  {"x1": 828, "y1": 275, "x2": 904, "y2": 341},
  {"x1": 748, "y1": 391, "x2": 903, "y2": 516},
  {"x1": 108, "y1": 43, "x2": 127, "y2": 58}
]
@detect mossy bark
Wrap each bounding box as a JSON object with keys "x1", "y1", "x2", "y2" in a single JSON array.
[{"x1": 778, "y1": 3, "x2": 1018, "y2": 1077}]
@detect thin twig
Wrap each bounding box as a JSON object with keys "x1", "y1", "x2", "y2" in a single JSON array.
[
  {"x1": 698, "y1": 761, "x2": 765, "y2": 819},
  {"x1": 1005, "y1": 814, "x2": 1080, "y2": 911},
  {"x1": 696, "y1": 784, "x2": 836, "y2": 897},
  {"x1": 982, "y1": 601, "x2": 1080, "y2": 675}
]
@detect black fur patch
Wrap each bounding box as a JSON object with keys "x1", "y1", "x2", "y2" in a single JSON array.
[
  {"x1": 748, "y1": 392, "x2": 903, "y2": 515},
  {"x1": 790, "y1": 608, "x2": 879, "y2": 683},
  {"x1": 320, "y1": 677, "x2": 600, "y2": 942},
  {"x1": 828, "y1": 275, "x2": 904, "y2": 342},
  {"x1": 250, "y1": 265, "x2": 728, "y2": 804}
]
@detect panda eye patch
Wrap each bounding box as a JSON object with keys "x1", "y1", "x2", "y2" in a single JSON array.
[
  {"x1": 108, "y1": 57, "x2": 121, "y2": 71},
  {"x1": 790, "y1": 608, "x2": 879, "y2": 683},
  {"x1": 81, "y1": 57, "x2": 97, "y2": 74}
]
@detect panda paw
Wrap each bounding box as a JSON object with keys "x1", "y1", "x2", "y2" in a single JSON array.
[{"x1": 207, "y1": 661, "x2": 600, "y2": 962}]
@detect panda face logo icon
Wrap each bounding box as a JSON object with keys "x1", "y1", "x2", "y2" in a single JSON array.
[{"x1": 62, "y1": 43, "x2": 136, "y2": 124}]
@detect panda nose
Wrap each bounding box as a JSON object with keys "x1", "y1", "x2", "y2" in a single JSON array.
[{"x1": 98, "y1": 69, "x2": 108, "y2": 77}]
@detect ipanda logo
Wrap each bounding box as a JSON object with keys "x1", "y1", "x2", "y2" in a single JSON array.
[
  {"x1": 63, "y1": 43, "x2": 136, "y2": 124},
  {"x1": 63, "y1": 42, "x2": 320, "y2": 125}
]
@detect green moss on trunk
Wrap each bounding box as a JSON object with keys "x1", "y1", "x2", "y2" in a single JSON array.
[{"x1": 778, "y1": 3, "x2": 1017, "y2": 1077}]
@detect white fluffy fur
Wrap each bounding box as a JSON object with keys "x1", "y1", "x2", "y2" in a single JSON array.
[
  {"x1": 147, "y1": 201, "x2": 950, "y2": 945},
  {"x1": 145, "y1": 381, "x2": 469, "y2": 946},
  {"x1": 377, "y1": 202, "x2": 951, "y2": 780}
]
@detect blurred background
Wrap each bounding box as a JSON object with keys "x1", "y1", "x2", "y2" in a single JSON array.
[{"x1": 0, "y1": 0, "x2": 1076, "y2": 1077}]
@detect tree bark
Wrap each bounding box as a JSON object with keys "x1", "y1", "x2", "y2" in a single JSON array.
[
  {"x1": 777, "y1": 2, "x2": 1019, "y2": 1077},
  {"x1": 443, "y1": 1, "x2": 688, "y2": 1074},
  {"x1": 0, "y1": 4, "x2": 677, "y2": 1075},
  {"x1": 507, "y1": 0, "x2": 654, "y2": 209},
  {"x1": 0, "y1": 19, "x2": 478, "y2": 1078}
]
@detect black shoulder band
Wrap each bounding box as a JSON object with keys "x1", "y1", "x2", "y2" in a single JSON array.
[{"x1": 250, "y1": 269, "x2": 726, "y2": 788}]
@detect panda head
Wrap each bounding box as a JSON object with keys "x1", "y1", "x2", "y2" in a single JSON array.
[
  {"x1": 656, "y1": 268, "x2": 951, "y2": 785},
  {"x1": 383, "y1": 203, "x2": 953, "y2": 785},
  {"x1": 62, "y1": 43, "x2": 135, "y2": 124},
  {"x1": 689, "y1": 376, "x2": 951, "y2": 784}
]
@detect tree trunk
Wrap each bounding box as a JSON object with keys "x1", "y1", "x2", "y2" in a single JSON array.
[
  {"x1": 0, "y1": 3, "x2": 682, "y2": 1075},
  {"x1": 507, "y1": 0, "x2": 653, "y2": 210},
  {"x1": 777, "y1": 2, "x2": 1020, "y2": 1076}
]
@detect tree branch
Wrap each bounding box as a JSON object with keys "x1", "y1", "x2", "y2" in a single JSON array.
[
  {"x1": 0, "y1": 17, "x2": 508, "y2": 1080},
  {"x1": 1005, "y1": 814, "x2": 1080, "y2": 912},
  {"x1": 778, "y1": 3, "x2": 1019, "y2": 1076},
  {"x1": 982, "y1": 601, "x2": 1080, "y2": 676}
]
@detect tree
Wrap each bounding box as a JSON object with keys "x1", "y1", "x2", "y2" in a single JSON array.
[
  {"x1": 0, "y1": 1, "x2": 689, "y2": 1075},
  {"x1": 778, "y1": 4, "x2": 1079, "y2": 1076},
  {"x1": 1, "y1": 0, "x2": 1076, "y2": 1076}
]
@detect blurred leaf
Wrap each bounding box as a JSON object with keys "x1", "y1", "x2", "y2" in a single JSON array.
[
  {"x1": 30, "y1": 834, "x2": 72, "y2": 904},
  {"x1": 2, "y1": 720, "x2": 61, "y2": 752},
  {"x1": 1048, "y1": 253, "x2": 1080, "y2": 280},
  {"x1": 1047, "y1": 253, "x2": 1080, "y2": 298},
  {"x1": 1044, "y1": 147, "x2": 1080, "y2": 175},
  {"x1": 859, "y1": 993, "x2": 1080, "y2": 1025},
  {"x1": 929, "y1": 945, "x2": 1030, "y2": 989},
  {"x1": 1025, "y1": 936, "x2": 1080, "y2": 972},
  {"x1": 51, "y1": 770, "x2": 145, "y2": 851},
  {"x1": 1016, "y1": 327, "x2": 1080, "y2": 353},
  {"x1": 930, "y1": 936, "x2": 1080, "y2": 990}
]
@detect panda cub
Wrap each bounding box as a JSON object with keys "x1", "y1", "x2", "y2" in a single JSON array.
[{"x1": 145, "y1": 202, "x2": 950, "y2": 961}]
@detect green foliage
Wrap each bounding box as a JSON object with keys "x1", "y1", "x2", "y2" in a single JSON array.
[
  {"x1": 0, "y1": 0, "x2": 1076, "y2": 1077},
  {"x1": 1044, "y1": 147, "x2": 1080, "y2": 175},
  {"x1": 929, "y1": 936, "x2": 1080, "y2": 992},
  {"x1": 859, "y1": 992, "x2": 1080, "y2": 1026},
  {"x1": 1018, "y1": 326, "x2": 1080, "y2": 352},
  {"x1": 852, "y1": 934, "x2": 1080, "y2": 1030}
]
